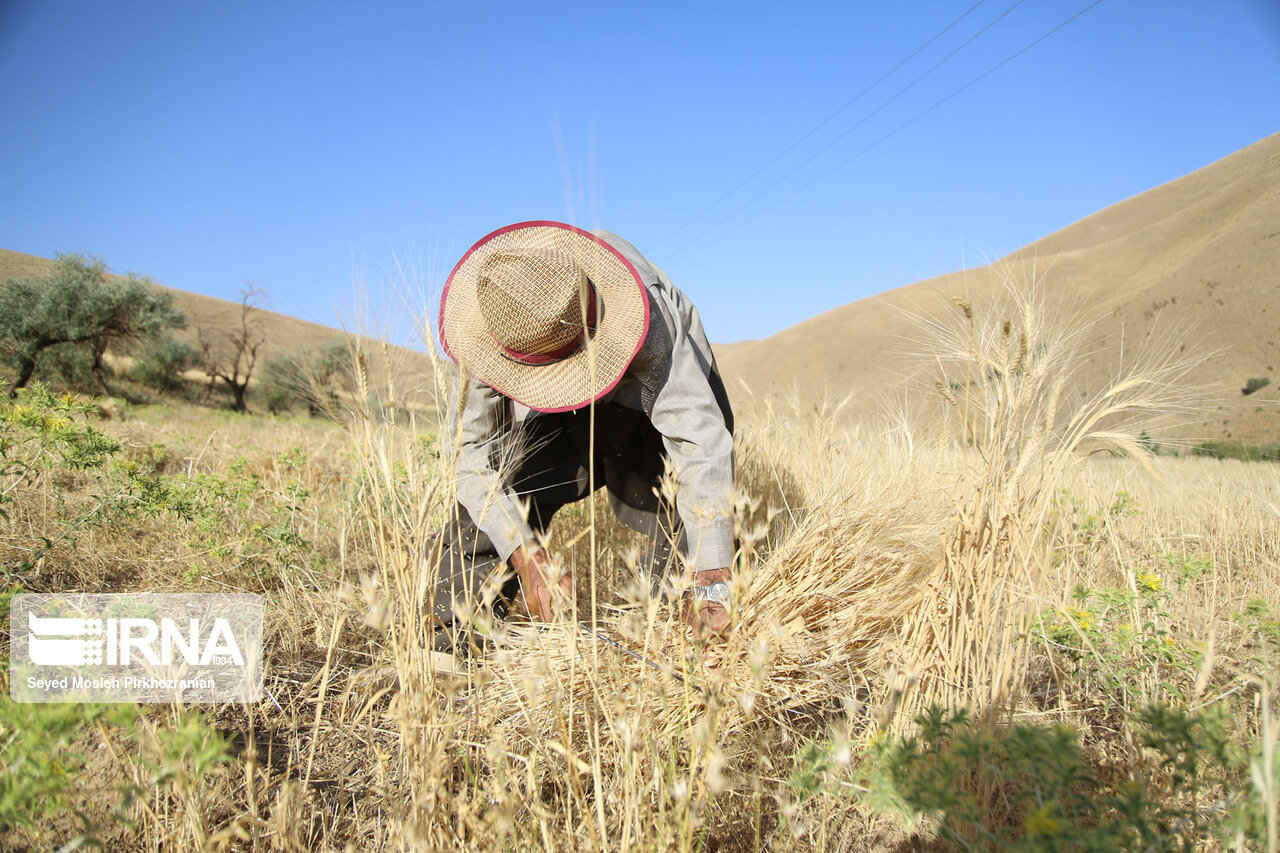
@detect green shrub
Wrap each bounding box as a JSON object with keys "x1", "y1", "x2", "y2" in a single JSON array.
[
  {"x1": 131, "y1": 337, "x2": 198, "y2": 392},
  {"x1": 1, "y1": 384, "x2": 121, "y2": 516},
  {"x1": 1036, "y1": 567, "x2": 1199, "y2": 716},
  {"x1": 862, "y1": 706, "x2": 1126, "y2": 850},
  {"x1": 118, "y1": 710, "x2": 231, "y2": 824},
  {"x1": 1243, "y1": 377, "x2": 1271, "y2": 395},
  {"x1": 0, "y1": 696, "x2": 133, "y2": 835},
  {"x1": 260, "y1": 381, "x2": 295, "y2": 415},
  {"x1": 260, "y1": 339, "x2": 353, "y2": 417},
  {"x1": 1192, "y1": 442, "x2": 1280, "y2": 462},
  {"x1": 846, "y1": 701, "x2": 1273, "y2": 852},
  {"x1": 114, "y1": 450, "x2": 315, "y2": 582}
]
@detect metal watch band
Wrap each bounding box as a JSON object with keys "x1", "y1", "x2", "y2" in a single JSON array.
[{"x1": 689, "y1": 581, "x2": 731, "y2": 605}]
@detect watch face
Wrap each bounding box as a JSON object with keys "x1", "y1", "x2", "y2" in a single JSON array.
[{"x1": 699, "y1": 582, "x2": 730, "y2": 605}]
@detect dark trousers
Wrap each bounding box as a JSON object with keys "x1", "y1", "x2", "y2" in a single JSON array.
[{"x1": 432, "y1": 401, "x2": 693, "y2": 650}]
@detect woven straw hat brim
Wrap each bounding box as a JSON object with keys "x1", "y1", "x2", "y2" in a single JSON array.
[{"x1": 440, "y1": 221, "x2": 650, "y2": 412}]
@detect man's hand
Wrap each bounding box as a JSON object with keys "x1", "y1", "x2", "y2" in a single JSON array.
[
  {"x1": 509, "y1": 544, "x2": 573, "y2": 622},
  {"x1": 681, "y1": 567, "x2": 732, "y2": 641}
]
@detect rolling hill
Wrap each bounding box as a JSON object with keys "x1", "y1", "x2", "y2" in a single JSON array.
[{"x1": 715, "y1": 132, "x2": 1280, "y2": 444}]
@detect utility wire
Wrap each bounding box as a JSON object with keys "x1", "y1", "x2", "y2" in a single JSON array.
[
  {"x1": 663, "y1": 0, "x2": 1028, "y2": 262},
  {"x1": 650, "y1": 0, "x2": 992, "y2": 251},
  {"x1": 666, "y1": 0, "x2": 1107, "y2": 264}
]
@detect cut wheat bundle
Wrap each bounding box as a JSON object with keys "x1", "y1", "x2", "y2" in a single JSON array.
[{"x1": 479, "y1": 486, "x2": 940, "y2": 768}]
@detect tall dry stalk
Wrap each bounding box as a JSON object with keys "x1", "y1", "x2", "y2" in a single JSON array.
[
  {"x1": 319, "y1": 302, "x2": 482, "y2": 844},
  {"x1": 887, "y1": 269, "x2": 1210, "y2": 726}
]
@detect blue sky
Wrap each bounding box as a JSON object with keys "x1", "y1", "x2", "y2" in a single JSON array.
[{"x1": 2, "y1": 1, "x2": 1278, "y2": 344}]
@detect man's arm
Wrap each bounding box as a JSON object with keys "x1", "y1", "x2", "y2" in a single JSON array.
[
  {"x1": 450, "y1": 377, "x2": 571, "y2": 620},
  {"x1": 645, "y1": 320, "x2": 736, "y2": 573},
  {"x1": 649, "y1": 345, "x2": 735, "y2": 638},
  {"x1": 639, "y1": 288, "x2": 736, "y2": 639},
  {"x1": 451, "y1": 377, "x2": 534, "y2": 563}
]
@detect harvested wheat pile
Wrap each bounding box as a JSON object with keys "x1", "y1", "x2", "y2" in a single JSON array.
[{"x1": 480, "y1": 485, "x2": 941, "y2": 771}]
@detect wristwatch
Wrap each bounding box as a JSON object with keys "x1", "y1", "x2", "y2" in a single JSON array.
[{"x1": 689, "y1": 581, "x2": 731, "y2": 605}]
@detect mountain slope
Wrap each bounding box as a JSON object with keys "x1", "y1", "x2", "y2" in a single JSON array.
[{"x1": 715, "y1": 133, "x2": 1280, "y2": 443}]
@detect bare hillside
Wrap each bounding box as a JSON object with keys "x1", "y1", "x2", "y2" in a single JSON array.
[{"x1": 716, "y1": 133, "x2": 1280, "y2": 443}]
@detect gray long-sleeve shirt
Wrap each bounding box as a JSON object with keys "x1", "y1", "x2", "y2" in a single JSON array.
[{"x1": 448, "y1": 230, "x2": 736, "y2": 571}]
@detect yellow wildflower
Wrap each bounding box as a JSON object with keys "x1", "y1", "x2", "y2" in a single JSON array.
[
  {"x1": 1069, "y1": 608, "x2": 1094, "y2": 631},
  {"x1": 1025, "y1": 804, "x2": 1062, "y2": 836},
  {"x1": 1137, "y1": 572, "x2": 1163, "y2": 593}
]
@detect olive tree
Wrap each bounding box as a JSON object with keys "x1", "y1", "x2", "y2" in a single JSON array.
[{"x1": 1, "y1": 253, "x2": 185, "y2": 397}]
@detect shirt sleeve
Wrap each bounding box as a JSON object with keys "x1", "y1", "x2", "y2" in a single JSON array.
[
  {"x1": 645, "y1": 304, "x2": 736, "y2": 571},
  {"x1": 448, "y1": 377, "x2": 534, "y2": 561}
]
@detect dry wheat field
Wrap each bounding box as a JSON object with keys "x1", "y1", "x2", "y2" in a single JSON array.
[{"x1": 2, "y1": 281, "x2": 1277, "y2": 852}]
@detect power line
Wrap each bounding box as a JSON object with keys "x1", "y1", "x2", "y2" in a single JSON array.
[
  {"x1": 666, "y1": 0, "x2": 1107, "y2": 264},
  {"x1": 662, "y1": 0, "x2": 1028, "y2": 262},
  {"x1": 650, "y1": 0, "x2": 992, "y2": 252}
]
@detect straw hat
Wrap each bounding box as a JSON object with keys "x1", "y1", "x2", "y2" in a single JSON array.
[{"x1": 439, "y1": 220, "x2": 651, "y2": 412}]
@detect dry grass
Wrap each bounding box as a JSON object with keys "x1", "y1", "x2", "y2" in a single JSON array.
[{"x1": 2, "y1": 272, "x2": 1277, "y2": 851}]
